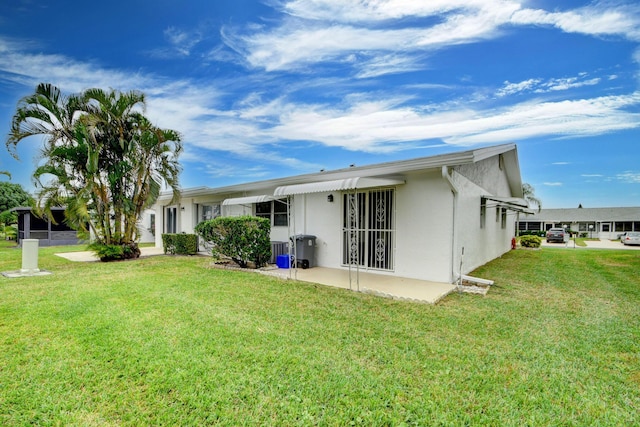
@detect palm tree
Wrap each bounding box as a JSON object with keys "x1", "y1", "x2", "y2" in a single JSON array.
[
  {"x1": 522, "y1": 183, "x2": 542, "y2": 213},
  {"x1": 7, "y1": 83, "x2": 182, "y2": 259}
]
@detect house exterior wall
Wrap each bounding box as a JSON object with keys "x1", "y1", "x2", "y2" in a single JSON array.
[
  {"x1": 393, "y1": 170, "x2": 454, "y2": 282},
  {"x1": 452, "y1": 156, "x2": 516, "y2": 276},
  {"x1": 151, "y1": 145, "x2": 524, "y2": 284}
]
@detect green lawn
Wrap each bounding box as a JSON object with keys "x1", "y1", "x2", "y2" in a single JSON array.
[{"x1": 1, "y1": 244, "x2": 639, "y2": 426}]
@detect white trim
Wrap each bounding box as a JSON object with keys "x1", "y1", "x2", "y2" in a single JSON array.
[
  {"x1": 221, "y1": 195, "x2": 275, "y2": 206},
  {"x1": 274, "y1": 177, "x2": 405, "y2": 196}
]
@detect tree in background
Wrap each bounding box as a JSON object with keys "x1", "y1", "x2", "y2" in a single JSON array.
[
  {"x1": 522, "y1": 183, "x2": 542, "y2": 213},
  {"x1": 0, "y1": 181, "x2": 32, "y2": 214},
  {"x1": 0, "y1": 181, "x2": 33, "y2": 239},
  {"x1": 6, "y1": 83, "x2": 182, "y2": 260}
]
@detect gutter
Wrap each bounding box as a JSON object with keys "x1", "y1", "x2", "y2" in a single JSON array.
[{"x1": 441, "y1": 166, "x2": 460, "y2": 284}]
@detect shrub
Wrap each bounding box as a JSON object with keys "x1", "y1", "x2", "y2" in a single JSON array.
[
  {"x1": 162, "y1": 233, "x2": 198, "y2": 255},
  {"x1": 518, "y1": 230, "x2": 546, "y2": 237},
  {"x1": 519, "y1": 235, "x2": 542, "y2": 248},
  {"x1": 89, "y1": 242, "x2": 141, "y2": 261},
  {"x1": 195, "y1": 216, "x2": 271, "y2": 268}
]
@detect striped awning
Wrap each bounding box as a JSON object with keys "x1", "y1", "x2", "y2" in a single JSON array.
[
  {"x1": 274, "y1": 177, "x2": 404, "y2": 197},
  {"x1": 221, "y1": 195, "x2": 275, "y2": 206}
]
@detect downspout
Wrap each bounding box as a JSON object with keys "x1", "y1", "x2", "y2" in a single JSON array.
[{"x1": 442, "y1": 166, "x2": 459, "y2": 285}]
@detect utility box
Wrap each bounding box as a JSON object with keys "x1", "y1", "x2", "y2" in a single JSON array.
[{"x1": 293, "y1": 235, "x2": 316, "y2": 269}]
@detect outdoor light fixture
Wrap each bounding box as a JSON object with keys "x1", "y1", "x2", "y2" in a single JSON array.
[
  {"x1": 180, "y1": 206, "x2": 185, "y2": 211},
  {"x1": 327, "y1": 194, "x2": 334, "y2": 202}
]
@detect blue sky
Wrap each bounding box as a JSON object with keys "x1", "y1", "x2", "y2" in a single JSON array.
[{"x1": 1, "y1": 0, "x2": 639, "y2": 208}]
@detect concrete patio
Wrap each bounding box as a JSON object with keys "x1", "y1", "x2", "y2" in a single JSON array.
[{"x1": 262, "y1": 266, "x2": 457, "y2": 304}]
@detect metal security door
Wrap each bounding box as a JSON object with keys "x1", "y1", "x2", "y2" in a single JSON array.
[
  {"x1": 343, "y1": 189, "x2": 395, "y2": 272},
  {"x1": 368, "y1": 189, "x2": 394, "y2": 270}
]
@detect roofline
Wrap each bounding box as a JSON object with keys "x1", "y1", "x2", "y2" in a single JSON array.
[
  {"x1": 160, "y1": 143, "x2": 519, "y2": 200},
  {"x1": 11, "y1": 206, "x2": 66, "y2": 212}
]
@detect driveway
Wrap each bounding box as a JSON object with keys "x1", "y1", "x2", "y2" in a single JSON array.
[{"x1": 541, "y1": 239, "x2": 640, "y2": 250}]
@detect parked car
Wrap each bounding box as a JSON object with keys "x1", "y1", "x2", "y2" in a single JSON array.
[
  {"x1": 621, "y1": 232, "x2": 640, "y2": 245},
  {"x1": 546, "y1": 228, "x2": 567, "y2": 243}
]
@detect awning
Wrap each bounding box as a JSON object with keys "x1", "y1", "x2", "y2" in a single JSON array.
[
  {"x1": 274, "y1": 177, "x2": 405, "y2": 196},
  {"x1": 482, "y1": 196, "x2": 534, "y2": 214},
  {"x1": 222, "y1": 195, "x2": 275, "y2": 206}
]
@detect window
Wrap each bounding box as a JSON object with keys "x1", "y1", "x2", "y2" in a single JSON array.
[
  {"x1": 166, "y1": 207, "x2": 177, "y2": 233},
  {"x1": 480, "y1": 199, "x2": 486, "y2": 229},
  {"x1": 520, "y1": 221, "x2": 541, "y2": 231},
  {"x1": 149, "y1": 213, "x2": 155, "y2": 236},
  {"x1": 201, "y1": 204, "x2": 220, "y2": 223},
  {"x1": 615, "y1": 221, "x2": 633, "y2": 232},
  {"x1": 601, "y1": 223, "x2": 610, "y2": 232},
  {"x1": 255, "y1": 200, "x2": 288, "y2": 226},
  {"x1": 501, "y1": 208, "x2": 507, "y2": 229}
]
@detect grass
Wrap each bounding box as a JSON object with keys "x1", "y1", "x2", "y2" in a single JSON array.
[{"x1": 1, "y1": 243, "x2": 639, "y2": 426}]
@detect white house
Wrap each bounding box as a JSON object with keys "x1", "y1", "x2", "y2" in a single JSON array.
[
  {"x1": 518, "y1": 207, "x2": 640, "y2": 240},
  {"x1": 152, "y1": 143, "x2": 531, "y2": 285}
]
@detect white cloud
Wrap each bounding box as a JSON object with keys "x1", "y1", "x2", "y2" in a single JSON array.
[
  {"x1": 282, "y1": 0, "x2": 515, "y2": 23},
  {"x1": 355, "y1": 53, "x2": 424, "y2": 79},
  {"x1": 538, "y1": 77, "x2": 601, "y2": 92},
  {"x1": 497, "y1": 79, "x2": 541, "y2": 96},
  {"x1": 543, "y1": 182, "x2": 563, "y2": 187},
  {"x1": 511, "y1": 4, "x2": 640, "y2": 41},
  {"x1": 497, "y1": 74, "x2": 602, "y2": 97},
  {"x1": 617, "y1": 172, "x2": 640, "y2": 184},
  {"x1": 0, "y1": 48, "x2": 152, "y2": 93},
  {"x1": 263, "y1": 92, "x2": 640, "y2": 151},
  {"x1": 226, "y1": 1, "x2": 522, "y2": 72},
  {"x1": 226, "y1": 1, "x2": 640, "y2": 74}
]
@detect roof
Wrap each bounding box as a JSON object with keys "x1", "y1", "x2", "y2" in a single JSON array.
[
  {"x1": 11, "y1": 206, "x2": 66, "y2": 213},
  {"x1": 160, "y1": 143, "x2": 522, "y2": 201},
  {"x1": 274, "y1": 177, "x2": 405, "y2": 196},
  {"x1": 524, "y1": 207, "x2": 640, "y2": 222}
]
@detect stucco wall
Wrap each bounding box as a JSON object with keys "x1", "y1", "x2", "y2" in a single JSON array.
[
  {"x1": 455, "y1": 156, "x2": 511, "y2": 196},
  {"x1": 451, "y1": 165, "x2": 515, "y2": 276},
  {"x1": 393, "y1": 170, "x2": 454, "y2": 283}
]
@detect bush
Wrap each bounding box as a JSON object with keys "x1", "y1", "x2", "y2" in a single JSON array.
[
  {"x1": 195, "y1": 216, "x2": 271, "y2": 268},
  {"x1": 518, "y1": 230, "x2": 546, "y2": 237},
  {"x1": 519, "y1": 235, "x2": 542, "y2": 248},
  {"x1": 162, "y1": 233, "x2": 198, "y2": 255},
  {"x1": 89, "y1": 242, "x2": 141, "y2": 262}
]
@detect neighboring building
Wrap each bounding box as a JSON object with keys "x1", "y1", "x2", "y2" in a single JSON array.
[
  {"x1": 12, "y1": 207, "x2": 157, "y2": 246},
  {"x1": 518, "y1": 207, "x2": 640, "y2": 239},
  {"x1": 152, "y1": 143, "x2": 531, "y2": 284},
  {"x1": 12, "y1": 207, "x2": 83, "y2": 247}
]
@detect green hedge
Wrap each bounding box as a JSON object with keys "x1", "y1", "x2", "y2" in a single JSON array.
[
  {"x1": 519, "y1": 235, "x2": 542, "y2": 248},
  {"x1": 518, "y1": 230, "x2": 546, "y2": 237},
  {"x1": 162, "y1": 233, "x2": 198, "y2": 255},
  {"x1": 195, "y1": 216, "x2": 271, "y2": 268}
]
